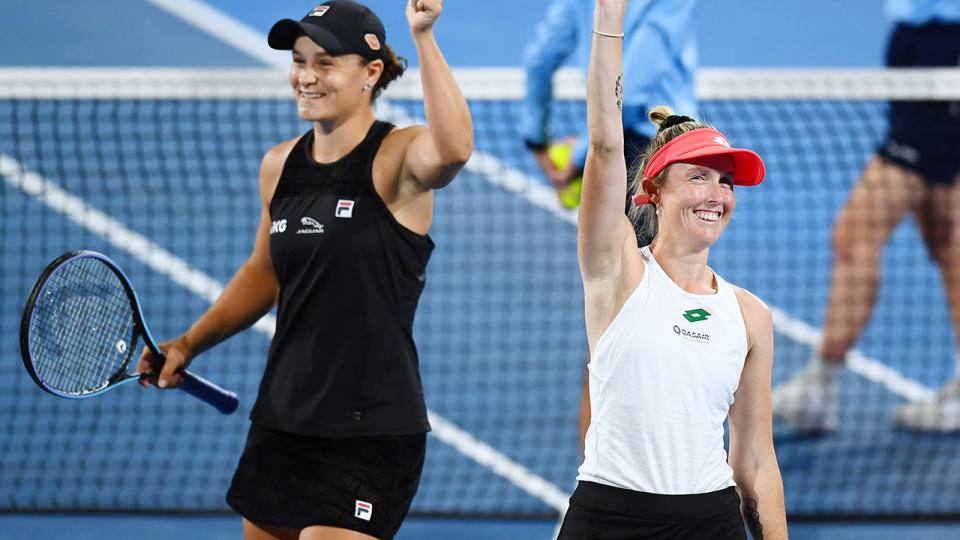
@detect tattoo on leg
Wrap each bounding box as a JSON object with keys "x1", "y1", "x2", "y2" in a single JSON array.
[
  {"x1": 744, "y1": 498, "x2": 764, "y2": 539},
  {"x1": 615, "y1": 74, "x2": 623, "y2": 112}
]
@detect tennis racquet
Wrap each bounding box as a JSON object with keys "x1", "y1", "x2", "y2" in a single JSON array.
[{"x1": 19, "y1": 250, "x2": 239, "y2": 414}]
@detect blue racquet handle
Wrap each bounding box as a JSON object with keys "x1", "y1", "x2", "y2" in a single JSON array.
[{"x1": 178, "y1": 371, "x2": 239, "y2": 415}]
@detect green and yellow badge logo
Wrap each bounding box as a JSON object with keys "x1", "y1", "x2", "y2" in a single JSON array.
[{"x1": 682, "y1": 308, "x2": 711, "y2": 323}]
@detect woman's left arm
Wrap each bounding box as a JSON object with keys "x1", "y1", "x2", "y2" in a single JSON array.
[
  {"x1": 401, "y1": 0, "x2": 473, "y2": 190},
  {"x1": 729, "y1": 288, "x2": 788, "y2": 540}
]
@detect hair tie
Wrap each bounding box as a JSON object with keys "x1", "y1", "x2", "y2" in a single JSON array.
[
  {"x1": 631, "y1": 194, "x2": 652, "y2": 206},
  {"x1": 658, "y1": 114, "x2": 695, "y2": 133}
]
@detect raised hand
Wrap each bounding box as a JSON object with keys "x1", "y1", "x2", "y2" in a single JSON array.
[
  {"x1": 595, "y1": 0, "x2": 627, "y2": 21},
  {"x1": 407, "y1": 0, "x2": 442, "y2": 34},
  {"x1": 596, "y1": 0, "x2": 628, "y2": 9}
]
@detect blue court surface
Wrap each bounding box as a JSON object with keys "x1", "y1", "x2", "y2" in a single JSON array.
[
  {"x1": 1, "y1": 515, "x2": 960, "y2": 540},
  {"x1": 3, "y1": 1, "x2": 960, "y2": 539}
]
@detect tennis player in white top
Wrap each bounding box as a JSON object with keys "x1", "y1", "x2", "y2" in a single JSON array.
[{"x1": 557, "y1": 2, "x2": 788, "y2": 538}]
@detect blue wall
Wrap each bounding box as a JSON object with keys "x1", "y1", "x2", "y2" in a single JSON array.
[{"x1": 4, "y1": 0, "x2": 890, "y2": 67}]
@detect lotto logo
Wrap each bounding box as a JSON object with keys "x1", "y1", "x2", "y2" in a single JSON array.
[
  {"x1": 270, "y1": 219, "x2": 287, "y2": 234},
  {"x1": 682, "y1": 308, "x2": 711, "y2": 323},
  {"x1": 354, "y1": 500, "x2": 372, "y2": 521},
  {"x1": 336, "y1": 199, "x2": 355, "y2": 218}
]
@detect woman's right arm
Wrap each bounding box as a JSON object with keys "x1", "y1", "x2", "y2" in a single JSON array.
[
  {"x1": 138, "y1": 143, "x2": 289, "y2": 388},
  {"x1": 579, "y1": 0, "x2": 641, "y2": 344}
]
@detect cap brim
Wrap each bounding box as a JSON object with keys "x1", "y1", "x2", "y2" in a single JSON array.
[
  {"x1": 674, "y1": 146, "x2": 766, "y2": 186},
  {"x1": 267, "y1": 19, "x2": 350, "y2": 55}
]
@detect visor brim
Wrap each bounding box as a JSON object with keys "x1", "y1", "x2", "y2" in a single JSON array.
[{"x1": 671, "y1": 146, "x2": 765, "y2": 186}]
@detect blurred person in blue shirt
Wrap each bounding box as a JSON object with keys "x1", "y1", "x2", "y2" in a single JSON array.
[
  {"x1": 520, "y1": 0, "x2": 698, "y2": 211},
  {"x1": 773, "y1": 0, "x2": 960, "y2": 433}
]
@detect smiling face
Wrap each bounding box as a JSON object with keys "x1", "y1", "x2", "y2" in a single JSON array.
[
  {"x1": 652, "y1": 154, "x2": 736, "y2": 249},
  {"x1": 289, "y1": 35, "x2": 381, "y2": 123}
]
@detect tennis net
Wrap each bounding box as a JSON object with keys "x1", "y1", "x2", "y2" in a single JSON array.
[{"x1": 2, "y1": 67, "x2": 959, "y2": 518}]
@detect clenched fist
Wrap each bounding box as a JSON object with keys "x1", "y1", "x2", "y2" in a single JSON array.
[{"x1": 407, "y1": 0, "x2": 442, "y2": 34}]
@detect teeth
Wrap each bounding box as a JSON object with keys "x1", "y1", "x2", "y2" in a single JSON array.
[
  {"x1": 300, "y1": 93, "x2": 321, "y2": 98},
  {"x1": 695, "y1": 210, "x2": 719, "y2": 222}
]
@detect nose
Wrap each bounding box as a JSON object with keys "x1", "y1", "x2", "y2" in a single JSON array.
[
  {"x1": 296, "y1": 66, "x2": 319, "y2": 87},
  {"x1": 300, "y1": 70, "x2": 317, "y2": 86},
  {"x1": 707, "y1": 180, "x2": 728, "y2": 204}
]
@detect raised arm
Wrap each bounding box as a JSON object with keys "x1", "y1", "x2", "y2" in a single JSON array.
[
  {"x1": 729, "y1": 288, "x2": 789, "y2": 539},
  {"x1": 579, "y1": 1, "x2": 644, "y2": 346},
  {"x1": 137, "y1": 143, "x2": 286, "y2": 388},
  {"x1": 399, "y1": 0, "x2": 473, "y2": 191},
  {"x1": 579, "y1": 1, "x2": 637, "y2": 280}
]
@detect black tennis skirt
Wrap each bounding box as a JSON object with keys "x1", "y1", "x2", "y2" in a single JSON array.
[
  {"x1": 879, "y1": 22, "x2": 960, "y2": 185},
  {"x1": 226, "y1": 423, "x2": 426, "y2": 540},
  {"x1": 557, "y1": 481, "x2": 747, "y2": 540}
]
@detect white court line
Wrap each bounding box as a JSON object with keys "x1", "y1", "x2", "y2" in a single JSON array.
[
  {"x1": 142, "y1": 0, "x2": 288, "y2": 69},
  {"x1": 769, "y1": 307, "x2": 934, "y2": 402},
  {"x1": 0, "y1": 153, "x2": 275, "y2": 335},
  {"x1": 0, "y1": 152, "x2": 570, "y2": 512}
]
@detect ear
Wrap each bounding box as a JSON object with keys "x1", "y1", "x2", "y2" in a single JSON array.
[
  {"x1": 364, "y1": 59, "x2": 384, "y2": 88},
  {"x1": 641, "y1": 177, "x2": 660, "y2": 204}
]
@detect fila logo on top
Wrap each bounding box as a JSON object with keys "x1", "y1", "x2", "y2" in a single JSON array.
[
  {"x1": 308, "y1": 5, "x2": 329, "y2": 17},
  {"x1": 354, "y1": 500, "x2": 373, "y2": 521},
  {"x1": 336, "y1": 199, "x2": 355, "y2": 218}
]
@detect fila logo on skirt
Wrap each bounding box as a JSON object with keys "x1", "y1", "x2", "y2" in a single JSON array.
[{"x1": 354, "y1": 500, "x2": 373, "y2": 521}]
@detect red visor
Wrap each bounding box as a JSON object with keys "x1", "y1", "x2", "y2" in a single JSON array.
[{"x1": 642, "y1": 128, "x2": 765, "y2": 186}]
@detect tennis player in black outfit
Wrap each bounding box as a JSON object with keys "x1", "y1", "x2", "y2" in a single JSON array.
[{"x1": 137, "y1": 1, "x2": 472, "y2": 538}]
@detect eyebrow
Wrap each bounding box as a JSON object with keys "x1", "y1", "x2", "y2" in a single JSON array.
[
  {"x1": 292, "y1": 49, "x2": 333, "y2": 59},
  {"x1": 688, "y1": 165, "x2": 734, "y2": 179}
]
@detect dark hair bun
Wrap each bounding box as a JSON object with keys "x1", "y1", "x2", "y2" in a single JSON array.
[{"x1": 658, "y1": 114, "x2": 696, "y2": 133}]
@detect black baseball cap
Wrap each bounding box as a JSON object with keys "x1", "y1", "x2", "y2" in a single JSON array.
[{"x1": 268, "y1": 1, "x2": 387, "y2": 61}]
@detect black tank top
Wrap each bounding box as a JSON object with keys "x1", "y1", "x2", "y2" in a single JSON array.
[{"x1": 251, "y1": 121, "x2": 434, "y2": 437}]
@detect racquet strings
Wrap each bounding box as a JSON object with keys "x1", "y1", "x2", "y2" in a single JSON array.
[{"x1": 29, "y1": 257, "x2": 135, "y2": 394}]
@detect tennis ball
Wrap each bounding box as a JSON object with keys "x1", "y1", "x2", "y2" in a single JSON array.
[
  {"x1": 547, "y1": 142, "x2": 583, "y2": 209},
  {"x1": 558, "y1": 177, "x2": 582, "y2": 209},
  {"x1": 548, "y1": 142, "x2": 572, "y2": 170}
]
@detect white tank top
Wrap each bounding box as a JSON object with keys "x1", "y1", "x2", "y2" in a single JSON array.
[{"x1": 577, "y1": 246, "x2": 748, "y2": 495}]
